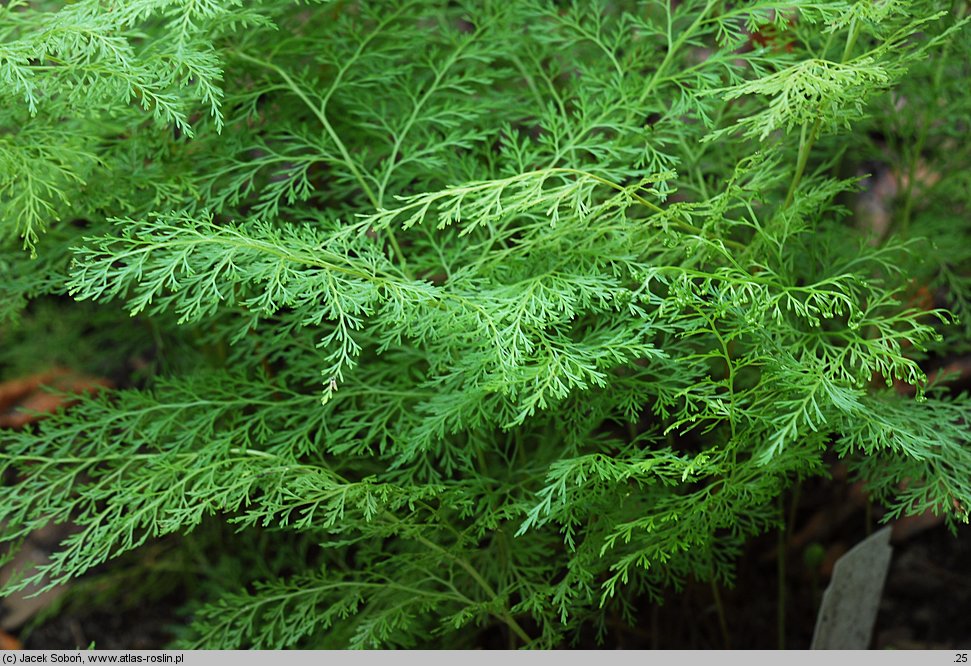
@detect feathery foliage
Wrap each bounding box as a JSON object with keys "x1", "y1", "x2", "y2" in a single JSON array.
[{"x1": 1, "y1": 0, "x2": 970, "y2": 648}]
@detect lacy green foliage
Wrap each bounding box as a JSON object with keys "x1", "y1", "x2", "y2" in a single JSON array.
[{"x1": 1, "y1": 0, "x2": 970, "y2": 649}]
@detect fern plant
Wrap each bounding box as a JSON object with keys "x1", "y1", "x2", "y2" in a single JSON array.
[{"x1": 1, "y1": 0, "x2": 970, "y2": 649}]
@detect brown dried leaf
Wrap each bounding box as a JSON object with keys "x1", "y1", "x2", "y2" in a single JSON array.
[
  {"x1": 0, "y1": 369, "x2": 112, "y2": 429},
  {"x1": 0, "y1": 630, "x2": 22, "y2": 650}
]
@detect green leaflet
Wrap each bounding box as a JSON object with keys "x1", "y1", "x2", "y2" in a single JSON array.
[{"x1": 0, "y1": 0, "x2": 969, "y2": 649}]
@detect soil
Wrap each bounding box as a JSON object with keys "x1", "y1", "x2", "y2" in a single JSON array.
[
  {"x1": 630, "y1": 475, "x2": 971, "y2": 650},
  {"x1": 22, "y1": 603, "x2": 180, "y2": 651}
]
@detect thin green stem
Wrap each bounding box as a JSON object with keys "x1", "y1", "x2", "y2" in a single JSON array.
[
  {"x1": 786, "y1": 479, "x2": 802, "y2": 544},
  {"x1": 232, "y1": 52, "x2": 377, "y2": 209},
  {"x1": 223, "y1": 447, "x2": 532, "y2": 646},
  {"x1": 897, "y1": 6, "x2": 957, "y2": 236},
  {"x1": 635, "y1": 0, "x2": 716, "y2": 110},
  {"x1": 710, "y1": 573, "x2": 731, "y2": 649},
  {"x1": 296, "y1": 468, "x2": 530, "y2": 643},
  {"x1": 232, "y1": 50, "x2": 412, "y2": 277},
  {"x1": 412, "y1": 533, "x2": 532, "y2": 646},
  {"x1": 840, "y1": 17, "x2": 861, "y2": 64},
  {"x1": 783, "y1": 119, "x2": 821, "y2": 210},
  {"x1": 553, "y1": 168, "x2": 747, "y2": 252},
  {"x1": 784, "y1": 17, "x2": 861, "y2": 211},
  {"x1": 777, "y1": 492, "x2": 787, "y2": 650}
]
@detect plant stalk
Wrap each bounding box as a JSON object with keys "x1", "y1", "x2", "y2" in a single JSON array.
[{"x1": 777, "y1": 492, "x2": 787, "y2": 650}]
